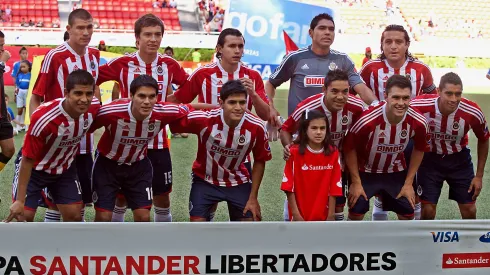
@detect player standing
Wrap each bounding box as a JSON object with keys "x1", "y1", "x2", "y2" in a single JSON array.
[
  {"x1": 280, "y1": 69, "x2": 365, "y2": 221},
  {"x1": 6, "y1": 70, "x2": 99, "y2": 222},
  {"x1": 169, "y1": 80, "x2": 272, "y2": 221},
  {"x1": 97, "y1": 14, "x2": 188, "y2": 222},
  {"x1": 358, "y1": 24, "x2": 436, "y2": 220},
  {"x1": 281, "y1": 110, "x2": 343, "y2": 221},
  {"x1": 344, "y1": 75, "x2": 430, "y2": 220},
  {"x1": 0, "y1": 31, "x2": 15, "y2": 173},
  {"x1": 411, "y1": 72, "x2": 489, "y2": 219}
]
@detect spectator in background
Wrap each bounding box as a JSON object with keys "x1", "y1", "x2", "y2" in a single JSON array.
[
  {"x1": 486, "y1": 69, "x2": 490, "y2": 81},
  {"x1": 164, "y1": 46, "x2": 174, "y2": 56},
  {"x1": 11, "y1": 47, "x2": 28, "y2": 90},
  {"x1": 362, "y1": 47, "x2": 372, "y2": 65},
  {"x1": 153, "y1": 0, "x2": 161, "y2": 8},
  {"x1": 192, "y1": 48, "x2": 201, "y2": 62},
  {"x1": 5, "y1": 5, "x2": 11, "y2": 17},
  {"x1": 36, "y1": 20, "x2": 44, "y2": 28},
  {"x1": 28, "y1": 19, "x2": 34, "y2": 27},
  {"x1": 52, "y1": 18, "x2": 60, "y2": 28},
  {"x1": 20, "y1": 18, "x2": 29, "y2": 27},
  {"x1": 98, "y1": 40, "x2": 107, "y2": 51},
  {"x1": 169, "y1": 0, "x2": 177, "y2": 8}
]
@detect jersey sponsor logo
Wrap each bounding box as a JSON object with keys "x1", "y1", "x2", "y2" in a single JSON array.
[
  {"x1": 301, "y1": 63, "x2": 309, "y2": 70},
  {"x1": 213, "y1": 132, "x2": 223, "y2": 141},
  {"x1": 399, "y1": 129, "x2": 408, "y2": 138},
  {"x1": 432, "y1": 231, "x2": 459, "y2": 243},
  {"x1": 59, "y1": 136, "x2": 83, "y2": 147},
  {"x1": 428, "y1": 120, "x2": 436, "y2": 127},
  {"x1": 134, "y1": 67, "x2": 142, "y2": 73},
  {"x1": 236, "y1": 134, "x2": 247, "y2": 146},
  {"x1": 328, "y1": 62, "x2": 337, "y2": 70},
  {"x1": 376, "y1": 143, "x2": 405, "y2": 154},
  {"x1": 330, "y1": 131, "x2": 344, "y2": 141},
  {"x1": 382, "y1": 75, "x2": 389, "y2": 81},
  {"x1": 442, "y1": 253, "x2": 490, "y2": 269},
  {"x1": 452, "y1": 121, "x2": 460, "y2": 130},
  {"x1": 301, "y1": 164, "x2": 333, "y2": 171},
  {"x1": 62, "y1": 128, "x2": 71, "y2": 135},
  {"x1": 120, "y1": 137, "x2": 150, "y2": 145},
  {"x1": 336, "y1": 180, "x2": 342, "y2": 188},
  {"x1": 303, "y1": 75, "x2": 324, "y2": 87},
  {"x1": 282, "y1": 174, "x2": 288, "y2": 182},
  {"x1": 157, "y1": 81, "x2": 165, "y2": 93},
  {"x1": 432, "y1": 132, "x2": 457, "y2": 141},
  {"x1": 217, "y1": 79, "x2": 224, "y2": 86},
  {"x1": 479, "y1": 232, "x2": 490, "y2": 243},
  {"x1": 122, "y1": 124, "x2": 130, "y2": 131},
  {"x1": 378, "y1": 132, "x2": 386, "y2": 138},
  {"x1": 210, "y1": 144, "x2": 240, "y2": 157}
]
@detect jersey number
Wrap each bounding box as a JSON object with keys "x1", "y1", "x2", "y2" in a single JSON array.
[{"x1": 145, "y1": 187, "x2": 154, "y2": 201}]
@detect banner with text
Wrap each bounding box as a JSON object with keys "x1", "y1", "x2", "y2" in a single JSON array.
[
  {"x1": 223, "y1": 0, "x2": 335, "y2": 65},
  {"x1": 2, "y1": 46, "x2": 51, "y2": 86},
  {"x1": 0, "y1": 221, "x2": 489, "y2": 274}
]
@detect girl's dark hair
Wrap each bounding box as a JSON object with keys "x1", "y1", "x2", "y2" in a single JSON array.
[
  {"x1": 17, "y1": 60, "x2": 32, "y2": 77},
  {"x1": 293, "y1": 109, "x2": 335, "y2": 156}
]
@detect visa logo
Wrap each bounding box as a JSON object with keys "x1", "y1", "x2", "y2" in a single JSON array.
[
  {"x1": 479, "y1": 232, "x2": 490, "y2": 243},
  {"x1": 432, "y1": 232, "x2": 459, "y2": 243}
]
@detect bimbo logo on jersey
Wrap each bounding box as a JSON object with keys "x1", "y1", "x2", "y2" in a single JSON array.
[
  {"x1": 376, "y1": 144, "x2": 405, "y2": 154},
  {"x1": 210, "y1": 144, "x2": 241, "y2": 157},
  {"x1": 303, "y1": 76, "x2": 324, "y2": 87},
  {"x1": 431, "y1": 231, "x2": 459, "y2": 243}
]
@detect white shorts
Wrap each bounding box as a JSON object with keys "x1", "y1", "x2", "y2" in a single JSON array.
[{"x1": 16, "y1": 88, "x2": 28, "y2": 108}]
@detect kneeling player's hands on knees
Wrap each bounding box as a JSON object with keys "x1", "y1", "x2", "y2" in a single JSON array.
[
  {"x1": 396, "y1": 185, "x2": 415, "y2": 209},
  {"x1": 4, "y1": 201, "x2": 25, "y2": 223},
  {"x1": 348, "y1": 183, "x2": 367, "y2": 207},
  {"x1": 244, "y1": 198, "x2": 262, "y2": 221},
  {"x1": 469, "y1": 176, "x2": 483, "y2": 201}
]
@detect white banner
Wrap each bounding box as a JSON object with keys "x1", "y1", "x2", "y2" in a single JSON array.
[{"x1": 0, "y1": 220, "x2": 489, "y2": 274}]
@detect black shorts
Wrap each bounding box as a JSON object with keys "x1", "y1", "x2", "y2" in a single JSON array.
[
  {"x1": 349, "y1": 171, "x2": 414, "y2": 217},
  {"x1": 24, "y1": 163, "x2": 82, "y2": 211},
  {"x1": 0, "y1": 117, "x2": 13, "y2": 140},
  {"x1": 335, "y1": 170, "x2": 350, "y2": 207},
  {"x1": 189, "y1": 174, "x2": 252, "y2": 220},
  {"x1": 147, "y1": 148, "x2": 172, "y2": 195},
  {"x1": 417, "y1": 148, "x2": 475, "y2": 205},
  {"x1": 92, "y1": 155, "x2": 153, "y2": 212},
  {"x1": 75, "y1": 153, "x2": 94, "y2": 204}
]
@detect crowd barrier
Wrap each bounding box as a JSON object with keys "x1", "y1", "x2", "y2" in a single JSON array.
[{"x1": 0, "y1": 220, "x2": 489, "y2": 274}]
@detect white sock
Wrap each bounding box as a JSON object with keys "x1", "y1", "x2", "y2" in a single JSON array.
[
  {"x1": 283, "y1": 198, "x2": 290, "y2": 221},
  {"x1": 209, "y1": 211, "x2": 216, "y2": 222},
  {"x1": 372, "y1": 197, "x2": 389, "y2": 221},
  {"x1": 20, "y1": 112, "x2": 25, "y2": 125},
  {"x1": 335, "y1": 212, "x2": 345, "y2": 221},
  {"x1": 80, "y1": 208, "x2": 85, "y2": 222},
  {"x1": 414, "y1": 202, "x2": 422, "y2": 220},
  {"x1": 44, "y1": 209, "x2": 61, "y2": 222},
  {"x1": 112, "y1": 206, "x2": 127, "y2": 222},
  {"x1": 154, "y1": 207, "x2": 172, "y2": 222}
]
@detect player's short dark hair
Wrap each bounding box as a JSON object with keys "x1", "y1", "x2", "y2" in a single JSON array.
[
  {"x1": 19, "y1": 47, "x2": 27, "y2": 54},
  {"x1": 0, "y1": 31, "x2": 4, "y2": 38},
  {"x1": 310, "y1": 13, "x2": 335, "y2": 30},
  {"x1": 216, "y1": 28, "x2": 245, "y2": 60},
  {"x1": 66, "y1": 70, "x2": 95, "y2": 93},
  {"x1": 379, "y1": 25, "x2": 414, "y2": 61},
  {"x1": 164, "y1": 46, "x2": 173, "y2": 54},
  {"x1": 324, "y1": 69, "x2": 349, "y2": 88},
  {"x1": 64, "y1": 31, "x2": 70, "y2": 41},
  {"x1": 385, "y1": 74, "x2": 412, "y2": 95},
  {"x1": 219, "y1": 80, "x2": 247, "y2": 101},
  {"x1": 293, "y1": 109, "x2": 335, "y2": 156},
  {"x1": 439, "y1": 72, "x2": 463, "y2": 91},
  {"x1": 68, "y1": 8, "x2": 93, "y2": 26},
  {"x1": 130, "y1": 75, "x2": 158, "y2": 97},
  {"x1": 134, "y1": 14, "x2": 164, "y2": 38}
]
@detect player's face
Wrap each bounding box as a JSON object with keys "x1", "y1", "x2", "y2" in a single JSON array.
[
  {"x1": 218, "y1": 35, "x2": 244, "y2": 65},
  {"x1": 137, "y1": 26, "x2": 163, "y2": 56},
  {"x1": 384, "y1": 87, "x2": 411, "y2": 118},
  {"x1": 20, "y1": 50, "x2": 28, "y2": 61},
  {"x1": 382, "y1": 31, "x2": 409, "y2": 63},
  {"x1": 131, "y1": 86, "x2": 157, "y2": 119},
  {"x1": 438, "y1": 83, "x2": 462, "y2": 114},
  {"x1": 324, "y1": 80, "x2": 349, "y2": 112},
  {"x1": 306, "y1": 118, "x2": 327, "y2": 146},
  {"x1": 220, "y1": 93, "x2": 247, "y2": 123},
  {"x1": 67, "y1": 17, "x2": 94, "y2": 48},
  {"x1": 65, "y1": 84, "x2": 94, "y2": 115},
  {"x1": 309, "y1": 19, "x2": 335, "y2": 49}
]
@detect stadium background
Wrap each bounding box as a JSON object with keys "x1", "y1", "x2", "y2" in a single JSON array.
[{"x1": 0, "y1": 0, "x2": 489, "y2": 221}]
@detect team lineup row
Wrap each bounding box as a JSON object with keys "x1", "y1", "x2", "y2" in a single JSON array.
[{"x1": 0, "y1": 9, "x2": 486, "y2": 223}]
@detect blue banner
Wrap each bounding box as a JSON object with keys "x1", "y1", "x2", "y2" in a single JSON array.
[
  {"x1": 244, "y1": 63, "x2": 279, "y2": 80},
  {"x1": 223, "y1": 0, "x2": 335, "y2": 65}
]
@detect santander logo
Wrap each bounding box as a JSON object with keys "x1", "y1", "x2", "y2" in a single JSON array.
[{"x1": 442, "y1": 253, "x2": 490, "y2": 269}]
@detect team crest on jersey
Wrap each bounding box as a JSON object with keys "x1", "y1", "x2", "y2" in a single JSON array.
[
  {"x1": 90, "y1": 61, "x2": 96, "y2": 70},
  {"x1": 452, "y1": 121, "x2": 460, "y2": 130},
  {"x1": 341, "y1": 115, "x2": 349, "y2": 125},
  {"x1": 92, "y1": 191, "x2": 98, "y2": 203},
  {"x1": 236, "y1": 134, "x2": 247, "y2": 146},
  {"x1": 148, "y1": 123, "x2": 155, "y2": 132},
  {"x1": 329, "y1": 62, "x2": 337, "y2": 70},
  {"x1": 405, "y1": 74, "x2": 411, "y2": 81},
  {"x1": 157, "y1": 65, "x2": 164, "y2": 75},
  {"x1": 417, "y1": 185, "x2": 423, "y2": 196},
  {"x1": 400, "y1": 129, "x2": 408, "y2": 138},
  {"x1": 83, "y1": 119, "x2": 89, "y2": 129}
]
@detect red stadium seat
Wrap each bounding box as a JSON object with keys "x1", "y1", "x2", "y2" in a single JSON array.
[
  {"x1": 51, "y1": 10, "x2": 58, "y2": 17},
  {"x1": 172, "y1": 25, "x2": 182, "y2": 31}
]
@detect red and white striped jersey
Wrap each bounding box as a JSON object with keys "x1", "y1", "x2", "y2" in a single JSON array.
[
  {"x1": 359, "y1": 59, "x2": 436, "y2": 101},
  {"x1": 172, "y1": 62, "x2": 269, "y2": 111},
  {"x1": 22, "y1": 97, "x2": 100, "y2": 175},
  {"x1": 32, "y1": 42, "x2": 100, "y2": 154},
  {"x1": 282, "y1": 94, "x2": 365, "y2": 149},
  {"x1": 344, "y1": 101, "x2": 430, "y2": 173},
  {"x1": 411, "y1": 94, "x2": 490, "y2": 155},
  {"x1": 170, "y1": 109, "x2": 272, "y2": 187},
  {"x1": 91, "y1": 99, "x2": 190, "y2": 164},
  {"x1": 97, "y1": 52, "x2": 189, "y2": 149}
]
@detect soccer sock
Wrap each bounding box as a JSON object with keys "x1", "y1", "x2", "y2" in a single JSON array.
[
  {"x1": 20, "y1": 112, "x2": 25, "y2": 126},
  {"x1": 209, "y1": 211, "x2": 216, "y2": 222},
  {"x1": 111, "y1": 206, "x2": 127, "y2": 222},
  {"x1": 335, "y1": 212, "x2": 345, "y2": 221},
  {"x1": 154, "y1": 207, "x2": 172, "y2": 222},
  {"x1": 0, "y1": 153, "x2": 12, "y2": 172},
  {"x1": 44, "y1": 209, "x2": 61, "y2": 222},
  {"x1": 80, "y1": 208, "x2": 86, "y2": 222},
  {"x1": 283, "y1": 198, "x2": 290, "y2": 221},
  {"x1": 372, "y1": 197, "x2": 389, "y2": 221},
  {"x1": 414, "y1": 202, "x2": 422, "y2": 220}
]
